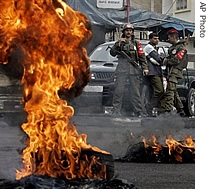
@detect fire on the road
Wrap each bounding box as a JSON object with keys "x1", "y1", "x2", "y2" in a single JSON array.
[{"x1": 0, "y1": 0, "x2": 109, "y2": 180}]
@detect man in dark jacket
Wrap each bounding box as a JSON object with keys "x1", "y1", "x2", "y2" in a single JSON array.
[
  {"x1": 143, "y1": 33, "x2": 165, "y2": 116},
  {"x1": 160, "y1": 29, "x2": 188, "y2": 116},
  {"x1": 109, "y1": 23, "x2": 148, "y2": 117}
]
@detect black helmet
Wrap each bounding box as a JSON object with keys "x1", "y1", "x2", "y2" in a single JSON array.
[{"x1": 122, "y1": 23, "x2": 134, "y2": 32}]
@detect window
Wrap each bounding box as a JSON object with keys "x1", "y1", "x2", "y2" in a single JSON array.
[{"x1": 176, "y1": 0, "x2": 188, "y2": 11}]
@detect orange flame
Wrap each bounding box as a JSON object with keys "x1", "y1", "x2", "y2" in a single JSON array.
[
  {"x1": 141, "y1": 135, "x2": 163, "y2": 155},
  {"x1": 0, "y1": 0, "x2": 109, "y2": 180},
  {"x1": 140, "y1": 135, "x2": 195, "y2": 162},
  {"x1": 165, "y1": 135, "x2": 195, "y2": 162}
]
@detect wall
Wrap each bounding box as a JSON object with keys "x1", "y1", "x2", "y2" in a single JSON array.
[{"x1": 131, "y1": 0, "x2": 162, "y2": 13}]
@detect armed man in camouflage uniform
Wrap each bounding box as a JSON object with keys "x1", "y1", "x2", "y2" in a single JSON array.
[
  {"x1": 109, "y1": 23, "x2": 148, "y2": 117},
  {"x1": 160, "y1": 29, "x2": 188, "y2": 116}
]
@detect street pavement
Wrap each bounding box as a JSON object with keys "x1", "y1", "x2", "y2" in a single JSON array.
[
  {"x1": 0, "y1": 114, "x2": 195, "y2": 188},
  {"x1": 71, "y1": 113, "x2": 195, "y2": 159}
]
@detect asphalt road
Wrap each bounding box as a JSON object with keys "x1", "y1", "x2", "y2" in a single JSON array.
[
  {"x1": 114, "y1": 162, "x2": 194, "y2": 189},
  {"x1": 0, "y1": 114, "x2": 195, "y2": 189}
]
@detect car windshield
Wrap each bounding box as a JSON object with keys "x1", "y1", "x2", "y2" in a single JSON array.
[
  {"x1": 89, "y1": 41, "x2": 170, "y2": 63},
  {"x1": 89, "y1": 44, "x2": 118, "y2": 62}
]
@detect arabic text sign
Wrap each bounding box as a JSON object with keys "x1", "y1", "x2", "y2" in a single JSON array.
[{"x1": 96, "y1": 0, "x2": 124, "y2": 9}]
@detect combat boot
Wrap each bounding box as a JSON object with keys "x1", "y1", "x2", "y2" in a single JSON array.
[
  {"x1": 177, "y1": 109, "x2": 185, "y2": 117},
  {"x1": 145, "y1": 104, "x2": 154, "y2": 117},
  {"x1": 110, "y1": 109, "x2": 122, "y2": 117}
]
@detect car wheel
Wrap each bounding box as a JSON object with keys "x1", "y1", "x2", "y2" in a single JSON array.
[
  {"x1": 184, "y1": 88, "x2": 195, "y2": 117},
  {"x1": 141, "y1": 84, "x2": 152, "y2": 113}
]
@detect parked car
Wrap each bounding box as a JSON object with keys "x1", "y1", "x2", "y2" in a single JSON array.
[{"x1": 87, "y1": 41, "x2": 195, "y2": 117}]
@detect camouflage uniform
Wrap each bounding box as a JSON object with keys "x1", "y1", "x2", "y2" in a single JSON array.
[
  {"x1": 160, "y1": 40, "x2": 188, "y2": 113},
  {"x1": 110, "y1": 39, "x2": 148, "y2": 116}
]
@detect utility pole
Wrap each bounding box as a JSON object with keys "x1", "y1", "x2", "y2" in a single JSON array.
[{"x1": 126, "y1": 0, "x2": 130, "y2": 23}]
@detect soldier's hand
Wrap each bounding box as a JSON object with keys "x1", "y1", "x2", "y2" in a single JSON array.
[
  {"x1": 120, "y1": 38, "x2": 127, "y2": 43},
  {"x1": 143, "y1": 69, "x2": 149, "y2": 76},
  {"x1": 163, "y1": 58, "x2": 168, "y2": 65},
  {"x1": 118, "y1": 38, "x2": 127, "y2": 46}
]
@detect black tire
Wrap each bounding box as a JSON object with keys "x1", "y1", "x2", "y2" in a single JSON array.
[
  {"x1": 95, "y1": 151, "x2": 115, "y2": 180},
  {"x1": 81, "y1": 149, "x2": 114, "y2": 180},
  {"x1": 184, "y1": 88, "x2": 195, "y2": 117}
]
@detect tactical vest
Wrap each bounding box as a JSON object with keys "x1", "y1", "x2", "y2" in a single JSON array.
[{"x1": 121, "y1": 40, "x2": 137, "y2": 61}]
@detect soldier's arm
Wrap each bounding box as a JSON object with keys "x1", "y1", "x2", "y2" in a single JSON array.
[
  {"x1": 164, "y1": 46, "x2": 187, "y2": 66},
  {"x1": 138, "y1": 54, "x2": 148, "y2": 70},
  {"x1": 110, "y1": 41, "x2": 121, "y2": 57},
  {"x1": 136, "y1": 41, "x2": 148, "y2": 70}
]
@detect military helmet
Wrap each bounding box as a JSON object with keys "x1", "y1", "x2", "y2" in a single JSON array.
[{"x1": 122, "y1": 23, "x2": 134, "y2": 32}]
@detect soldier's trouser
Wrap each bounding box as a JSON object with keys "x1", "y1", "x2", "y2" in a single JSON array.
[
  {"x1": 174, "y1": 90, "x2": 184, "y2": 110},
  {"x1": 128, "y1": 74, "x2": 143, "y2": 114},
  {"x1": 146, "y1": 76, "x2": 164, "y2": 111},
  {"x1": 112, "y1": 73, "x2": 142, "y2": 113},
  {"x1": 112, "y1": 73, "x2": 127, "y2": 112},
  {"x1": 160, "y1": 81, "x2": 177, "y2": 112}
]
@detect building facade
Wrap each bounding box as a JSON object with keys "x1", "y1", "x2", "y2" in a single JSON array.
[
  {"x1": 162, "y1": 0, "x2": 195, "y2": 23},
  {"x1": 130, "y1": 0, "x2": 194, "y2": 23},
  {"x1": 130, "y1": 0, "x2": 162, "y2": 13}
]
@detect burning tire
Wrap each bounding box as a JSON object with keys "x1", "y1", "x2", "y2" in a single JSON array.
[
  {"x1": 95, "y1": 151, "x2": 115, "y2": 180},
  {"x1": 81, "y1": 149, "x2": 115, "y2": 180}
]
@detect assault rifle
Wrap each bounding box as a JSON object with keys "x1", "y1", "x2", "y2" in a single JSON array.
[{"x1": 107, "y1": 46, "x2": 142, "y2": 71}]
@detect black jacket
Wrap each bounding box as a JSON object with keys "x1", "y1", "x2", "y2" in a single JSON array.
[{"x1": 143, "y1": 43, "x2": 163, "y2": 76}]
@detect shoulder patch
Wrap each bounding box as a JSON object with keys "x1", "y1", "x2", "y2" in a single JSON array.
[{"x1": 172, "y1": 49, "x2": 176, "y2": 54}]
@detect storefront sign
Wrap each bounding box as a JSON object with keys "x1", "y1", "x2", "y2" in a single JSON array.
[{"x1": 96, "y1": 0, "x2": 124, "y2": 9}]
